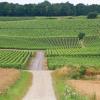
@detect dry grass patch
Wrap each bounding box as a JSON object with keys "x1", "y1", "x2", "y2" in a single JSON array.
[
  {"x1": 0, "y1": 68, "x2": 20, "y2": 94},
  {"x1": 67, "y1": 80, "x2": 100, "y2": 100}
]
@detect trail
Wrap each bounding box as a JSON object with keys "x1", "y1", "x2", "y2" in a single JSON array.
[
  {"x1": 29, "y1": 51, "x2": 44, "y2": 70},
  {"x1": 23, "y1": 51, "x2": 56, "y2": 100}
]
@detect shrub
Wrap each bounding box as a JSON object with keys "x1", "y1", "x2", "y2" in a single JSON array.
[
  {"x1": 87, "y1": 12, "x2": 98, "y2": 19},
  {"x1": 78, "y1": 32, "x2": 85, "y2": 40}
]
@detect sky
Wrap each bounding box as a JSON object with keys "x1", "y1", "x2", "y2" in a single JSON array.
[{"x1": 0, "y1": 0, "x2": 100, "y2": 5}]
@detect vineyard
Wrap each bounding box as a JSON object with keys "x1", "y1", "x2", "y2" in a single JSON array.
[
  {"x1": 0, "y1": 17, "x2": 99, "y2": 50},
  {"x1": 0, "y1": 35, "x2": 99, "y2": 49},
  {"x1": 46, "y1": 36, "x2": 100, "y2": 69},
  {"x1": 0, "y1": 17, "x2": 99, "y2": 69},
  {"x1": 0, "y1": 17, "x2": 99, "y2": 37},
  {"x1": 0, "y1": 50, "x2": 31, "y2": 69},
  {"x1": 0, "y1": 17, "x2": 100, "y2": 100}
]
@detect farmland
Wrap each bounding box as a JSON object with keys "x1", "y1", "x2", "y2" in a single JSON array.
[
  {"x1": 47, "y1": 36, "x2": 100, "y2": 69},
  {"x1": 0, "y1": 17, "x2": 99, "y2": 37},
  {"x1": 0, "y1": 17, "x2": 100, "y2": 100},
  {"x1": 0, "y1": 68, "x2": 20, "y2": 94},
  {"x1": 0, "y1": 69, "x2": 32, "y2": 100},
  {"x1": 0, "y1": 50, "x2": 31, "y2": 69},
  {"x1": 0, "y1": 17, "x2": 100, "y2": 49},
  {"x1": 0, "y1": 17, "x2": 99, "y2": 70}
]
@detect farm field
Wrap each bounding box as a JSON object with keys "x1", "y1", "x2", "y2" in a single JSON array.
[
  {"x1": 0, "y1": 50, "x2": 32, "y2": 69},
  {"x1": 0, "y1": 17, "x2": 99, "y2": 37},
  {"x1": 47, "y1": 37, "x2": 100, "y2": 69},
  {"x1": 52, "y1": 67, "x2": 100, "y2": 100},
  {"x1": 0, "y1": 17, "x2": 100, "y2": 49},
  {"x1": 0, "y1": 16, "x2": 100, "y2": 100},
  {"x1": 0, "y1": 69, "x2": 32, "y2": 100},
  {"x1": 52, "y1": 68, "x2": 89, "y2": 100},
  {"x1": 67, "y1": 80, "x2": 100, "y2": 100},
  {"x1": 0, "y1": 36, "x2": 99, "y2": 49},
  {"x1": 0, "y1": 68, "x2": 20, "y2": 94},
  {"x1": 0, "y1": 17, "x2": 99, "y2": 69}
]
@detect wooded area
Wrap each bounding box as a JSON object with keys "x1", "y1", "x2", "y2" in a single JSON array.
[{"x1": 0, "y1": 1, "x2": 100, "y2": 16}]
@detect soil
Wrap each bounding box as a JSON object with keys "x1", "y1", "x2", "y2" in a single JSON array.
[
  {"x1": 67, "y1": 80, "x2": 100, "y2": 100},
  {"x1": 0, "y1": 68, "x2": 20, "y2": 94}
]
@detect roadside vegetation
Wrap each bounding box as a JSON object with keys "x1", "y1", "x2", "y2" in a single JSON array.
[
  {"x1": 52, "y1": 66, "x2": 100, "y2": 100},
  {"x1": 0, "y1": 71, "x2": 32, "y2": 100},
  {"x1": 52, "y1": 67, "x2": 89, "y2": 100}
]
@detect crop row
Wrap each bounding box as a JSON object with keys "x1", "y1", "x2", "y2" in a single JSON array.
[
  {"x1": 47, "y1": 56, "x2": 100, "y2": 70},
  {"x1": 0, "y1": 36, "x2": 98, "y2": 50},
  {"x1": 0, "y1": 50, "x2": 32, "y2": 69},
  {"x1": 46, "y1": 47, "x2": 100, "y2": 56},
  {"x1": 0, "y1": 18, "x2": 99, "y2": 37}
]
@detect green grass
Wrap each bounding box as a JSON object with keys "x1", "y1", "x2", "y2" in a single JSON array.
[
  {"x1": 0, "y1": 17, "x2": 35, "y2": 21},
  {"x1": 0, "y1": 71, "x2": 32, "y2": 100}
]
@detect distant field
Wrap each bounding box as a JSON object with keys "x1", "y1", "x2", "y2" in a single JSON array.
[
  {"x1": 0, "y1": 17, "x2": 35, "y2": 21},
  {"x1": 0, "y1": 18, "x2": 99, "y2": 37},
  {"x1": 0, "y1": 17, "x2": 99, "y2": 49}
]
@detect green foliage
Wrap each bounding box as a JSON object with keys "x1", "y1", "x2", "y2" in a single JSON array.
[
  {"x1": 78, "y1": 33, "x2": 85, "y2": 40},
  {"x1": 87, "y1": 12, "x2": 98, "y2": 19},
  {"x1": 67, "y1": 66, "x2": 87, "y2": 79},
  {"x1": 0, "y1": 2, "x2": 100, "y2": 16},
  {"x1": 79, "y1": 66, "x2": 86, "y2": 76}
]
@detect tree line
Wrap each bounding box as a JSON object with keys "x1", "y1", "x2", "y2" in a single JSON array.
[{"x1": 0, "y1": 1, "x2": 100, "y2": 16}]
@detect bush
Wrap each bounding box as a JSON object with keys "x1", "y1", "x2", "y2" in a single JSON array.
[
  {"x1": 78, "y1": 32, "x2": 85, "y2": 40},
  {"x1": 87, "y1": 12, "x2": 98, "y2": 19},
  {"x1": 68, "y1": 66, "x2": 87, "y2": 79}
]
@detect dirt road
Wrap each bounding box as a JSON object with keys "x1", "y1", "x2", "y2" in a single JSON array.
[
  {"x1": 23, "y1": 51, "x2": 56, "y2": 100},
  {"x1": 29, "y1": 51, "x2": 44, "y2": 70}
]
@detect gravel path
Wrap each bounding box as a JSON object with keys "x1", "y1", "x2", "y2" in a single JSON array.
[
  {"x1": 23, "y1": 51, "x2": 56, "y2": 100},
  {"x1": 29, "y1": 51, "x2": 44, "y2": 70}
]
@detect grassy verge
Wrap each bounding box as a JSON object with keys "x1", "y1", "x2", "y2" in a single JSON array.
[
  {"x1": 0, "y1": 71, "x2": 32, "y2": 100},
  {"x1": 52, "y1": 71, "x2": 89, "y2": 100}
]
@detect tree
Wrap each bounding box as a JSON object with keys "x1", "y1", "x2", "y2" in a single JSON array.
[
  {"x1": 0, "y1": 2, "x2": 100, "y2": 16},
  {"x1": 87, "y1": 12, "x2": 98, "y2": 19},
  {"x1": 60, "y1": 2, "x2": 75, "y2": 16},
  {"x1": 76, "y1": 4, "x2": 87, "y2": 16},
  {"x1": 78, "y1": 33, "x2": 85, "y2": 48}
]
